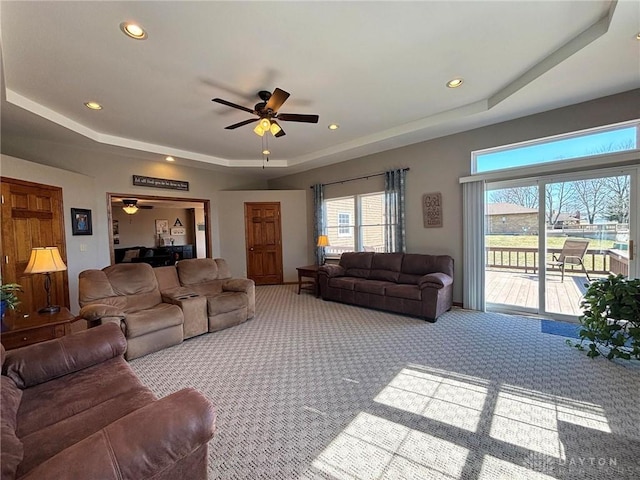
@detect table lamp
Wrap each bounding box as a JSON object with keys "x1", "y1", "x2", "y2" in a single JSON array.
[
  {"x1": 317, "y1": 235, "x2": 329, "y2": 265},
  {"x1": 24, "y1": 247, "x2": 67, "y2": 314}
]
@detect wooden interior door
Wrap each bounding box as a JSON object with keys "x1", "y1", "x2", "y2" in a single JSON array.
[
  {"x1": 1, "y1": 178, "x2": 69, "y2": 313},
  {"x1": 244, "y1": 202, "x2": 283, "y2": 285}
]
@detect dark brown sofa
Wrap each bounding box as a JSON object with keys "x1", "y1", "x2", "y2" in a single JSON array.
[
  {"x1": 1, "y1": 323, "x2": 215, "y2": 480},
  {"x1": 318, "y1": 252, "x2": 454, "y2": 321}
]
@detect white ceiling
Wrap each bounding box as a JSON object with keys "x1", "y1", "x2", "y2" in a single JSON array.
[{"x1": 1, "y1": 1, "x2": 639, "y2": 177}]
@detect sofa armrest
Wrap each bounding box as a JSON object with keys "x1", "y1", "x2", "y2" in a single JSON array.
[
  {"x1": 318, "y1": 264, "x2": 345, "y2": 278},
  {"x1": 79, "y1": 304, "x2": 125, "y2": 322},
  {"x1": 222, "y1": 278, "x2": 254, "y2": 294},
  {"x1": 19, "y1": 388, "x2": 216, "y2": 480},
  {"x1": 3, "y1": 324, "x2": 127, "y2": 388},
  {"x1": 418, "y1": 272, "x2": 453, "y2": 290}
]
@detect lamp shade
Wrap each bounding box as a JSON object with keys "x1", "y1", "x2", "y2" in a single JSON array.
[
  {"x1": 24, "y1": 247, "x2": 67, "y2": 274},
  {"x1": 316, "y1": 235, "x2": 330, "y2": 247}
]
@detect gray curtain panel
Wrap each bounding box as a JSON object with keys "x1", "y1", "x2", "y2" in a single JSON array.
[
  {"x1": 384, "y1": 169, "x2": 407, "y2": 253},
  {"x1": 312, "y1": 183, "x2": 325, "y2": 265}
]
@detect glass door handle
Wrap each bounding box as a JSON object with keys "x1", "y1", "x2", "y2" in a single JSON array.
[{"x1": 630, "y1": 240, "x2": 634, "y2": 261}]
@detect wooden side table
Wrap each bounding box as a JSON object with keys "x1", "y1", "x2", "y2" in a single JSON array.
[
  {"x1": 297, "y1": 264, "x2": 320, "y2": 298},
  {"x1": 1, "y1": 307, "x2": 78, "y2": 350}
]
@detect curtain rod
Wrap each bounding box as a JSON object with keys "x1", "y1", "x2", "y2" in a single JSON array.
[{"x1": 310, "y1": 167, "x2": 410, "y2": 188}]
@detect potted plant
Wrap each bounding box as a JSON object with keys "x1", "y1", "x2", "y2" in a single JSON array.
[
  {"x1": 569, "y1": 274, "x2": 640, "y2": 360},
  {"x1": 1, "y1": 283, "x2": 23, "y2": 331}
]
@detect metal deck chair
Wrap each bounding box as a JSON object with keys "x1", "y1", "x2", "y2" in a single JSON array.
[{"x1": 547, "y1": 239, "x2": 591, "y2": 282}]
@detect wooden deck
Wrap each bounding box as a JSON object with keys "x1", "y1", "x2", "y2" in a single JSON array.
[{"x1": 486, "y1": 269, "x2": 603, "y2": 316}]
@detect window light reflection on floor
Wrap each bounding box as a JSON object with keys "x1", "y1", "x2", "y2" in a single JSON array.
[
  {"x1": 311, "y1": 412, "x2": 469, "y2": 480},
  {"x1": 373, "y1": 367, "x2": 489, "y2": 433}
]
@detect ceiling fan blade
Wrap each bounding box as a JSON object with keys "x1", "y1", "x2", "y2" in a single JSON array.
[
  {"x1": 225, "y1": 118, "x2": 258, "y2": 130},
  {"x1": 277, "y1": 113, "x2": 319, "y2": 123},
  {"x1": 212, "y1": 98, "x2": 255, "y2": 114},
  {"x1": 272, "y1": 121, "x2": 286, "y2": 137},
  {"x1": 265, "y1": 88, "x2": 290, "y2": 112}
]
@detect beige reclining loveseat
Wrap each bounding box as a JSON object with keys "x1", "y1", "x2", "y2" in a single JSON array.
[
  {"x1": 155, "y1": 258, "x2": 255, "y2": 335},
  {"x1": 78, "y1": 263, "x2": 184, "y2": 360}
]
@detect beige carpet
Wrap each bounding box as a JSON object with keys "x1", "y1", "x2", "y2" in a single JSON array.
[{"x1": 130, "y1": 285, "x2": 640, "y2": 479}]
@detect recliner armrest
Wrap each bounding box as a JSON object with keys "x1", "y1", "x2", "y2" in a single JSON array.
[
  {"x1": 318, "y1": 264, "x2": 345, "y2": 278},
  {"x1": 418, "y1": 272, "x2": 453, "y2": 290},
  {"x1": 222, "y1": 278, "x2": 254, "y2": 294},
  {"x1": 19, "y1": 388, "x2": 216, "y2": 480},
  {"x1": 3, "y1": 324, "x2": 127, "y2": 388},
  {"x1": 79, "y1": 304, "x2": 126, "y2": 322}
]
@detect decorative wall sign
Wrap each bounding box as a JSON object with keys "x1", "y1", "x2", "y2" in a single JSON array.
[
  {"x1": 422, "y1": 192, "x2": 443, "y2": 228},
  {"x1": 170, "y1": 227, "x2": 186, "y2": 236},
  {"x1": 173, "y1": 218, "x2": 183, "y2": 227},
  {"x1": 155, "y1": 219, "x2": 169, "y2": 235},
  {"x1": 133, "y1": 175, "x2": 189, "y2": 191},
  {"x1": 71, "y1": 208, "x2": 93, "y2": 235}
]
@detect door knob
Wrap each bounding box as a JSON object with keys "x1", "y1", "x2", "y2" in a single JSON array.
[{"x1": 250, "y1": 247, "x2": 254, "y2": 251}]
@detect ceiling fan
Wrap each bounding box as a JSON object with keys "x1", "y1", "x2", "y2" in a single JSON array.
[{"x1": 212, "y1": 88, "x2": 319, "y2": 138}]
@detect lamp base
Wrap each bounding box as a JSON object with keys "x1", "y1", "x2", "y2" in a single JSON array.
[{"x1": 38, "y1": 305, "x2": 61, "y2": 314}]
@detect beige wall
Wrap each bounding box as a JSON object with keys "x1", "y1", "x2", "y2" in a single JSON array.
[
  {"x1": 216, "y1": 190, "x2": 308, "y2": 282},
  {"x1": 268, "y1": 90, "x2": 640, "y2": 304}
]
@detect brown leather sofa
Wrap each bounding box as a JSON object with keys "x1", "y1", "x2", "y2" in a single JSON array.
[
  {"x1": 1, "y1": 324, "x2": 215, "y2": 480},
  {"x1": 155, "y1": 258, "x2": 255, "y2": 334},
  {"x1": 78, "y1": 263, "x2": 184, "y2": 360},
  {"x1": 318, "y1": 252, "x2": 454, "y2": 321}
]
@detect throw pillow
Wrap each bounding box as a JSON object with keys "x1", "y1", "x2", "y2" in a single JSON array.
[{"x1": 122, "y1": 249, "x2": 140, "y2": 262}]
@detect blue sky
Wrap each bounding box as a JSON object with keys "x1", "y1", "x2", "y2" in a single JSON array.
[{"x1": 476, "y1": 126, "x2": 636, "y2": 173}]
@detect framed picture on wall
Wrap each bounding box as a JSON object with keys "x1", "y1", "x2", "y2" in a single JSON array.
[
  {"x1": 155, "y1": 219, "x2": 169, "y2": 235},
  {"x1": 170, "y1": 227, "x2": 186, "y2": 236},
  {"x1": 71, "y1": 208, "x2": 93, "y2": 235}
]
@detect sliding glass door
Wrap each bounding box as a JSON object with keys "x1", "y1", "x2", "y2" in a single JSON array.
[{"x1": 486, "y1": 167, "x2": 637, "y2": 321}]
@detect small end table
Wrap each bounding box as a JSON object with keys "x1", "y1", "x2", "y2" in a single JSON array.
[
  {"x1": 296, "y1": 265, "x2": 320, "y2": 298},
  {"x1": 1, "y1": 307, "x2": 79, "y2": 350}
]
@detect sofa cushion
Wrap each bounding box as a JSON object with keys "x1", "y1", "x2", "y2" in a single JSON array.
[
  {"x1": 328, "y1": 277, "x2": 359, "y2": 291},
  {"x1": 78, "y1": 269, "x2": 117, "y2": 304},
  {"x1": 4, "y1": 324, "x2": 127, "y2": 389},
  {"x1": 16, "y1": 357, "x2": 151, "y2": 438},
  {"x1": 385, "y1": 284, "x2": 422, "y2": 301},
  {"x1": 339, "y1": 252, "x2": 374, "y2": 278},
  {"x1": 207, "y1": 292, "x2": 246, "y2": 316},
  {"x1": 370, "y1": 253, "x2": 403, "y2": 282},
  {"x1": 354, "y1": 280, "x2": 395, "y2": 295},
  {"x1": 124, "y1": 303, "x2": 184, "y2": 338},
  {"x1": 177, "y1": 258, "x2": 220, "y2": 285},
  {"x1": 402, "y1": 253, "x2": 454, "y2": 278},
  {"x1": 104, "y1": 264, "x2": 162, "y2": 311},
  {"x1": 397, "y1": 273, "x2": 422, "y2": 285},
  {"x1": 215, "y1": 258, "x2": 232, "y2": 279}
]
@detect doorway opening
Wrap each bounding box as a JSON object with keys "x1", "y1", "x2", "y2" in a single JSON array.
[{"x1": 107, "y1": 192, "x2": 211, "y2": 266}]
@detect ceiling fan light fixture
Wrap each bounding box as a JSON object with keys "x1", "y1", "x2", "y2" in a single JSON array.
[
  {"x1": 253, "y1": 124, "x2": 266, "y2": 137},
  {"x1": 120, "y1": 22, "x2": 147, "y2": 40},
  {"x1": 447, "y1": 78, "x2": 464, "y2": 88},
  {"x1": 270, "y1": 122, "x2": 281, "y2": 136},
  {"x1": 122, "y1": 199, "x2": 139, "y2": 215},
  {"x1": 259, "y1": 118, "x2": 271, "y2": 130}
]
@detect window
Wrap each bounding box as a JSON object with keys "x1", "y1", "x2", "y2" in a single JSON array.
[
  {"x1": 473, "y1": 121, "x2": 638, "y2": 174},
  {"x1": 337, "y1": 212, "x2": 351, "y2": 236},
  {"x1": 325, "y1": 193, "x2": 386, "y2": 256}
]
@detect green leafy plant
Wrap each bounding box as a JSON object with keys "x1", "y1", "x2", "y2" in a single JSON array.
[
  {"x1": 568, "y1": 274, "x2": 640, "y2": 360},
  {"x1": 1, "y1": 283, "x2": 23, "y2": 312}
]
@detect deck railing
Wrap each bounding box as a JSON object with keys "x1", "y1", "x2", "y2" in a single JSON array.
[{"x1": 486, "y1": 247, "x2": 628, "y2": 275}]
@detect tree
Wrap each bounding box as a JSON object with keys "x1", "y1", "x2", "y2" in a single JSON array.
[
  {"x1": 545, "y1": 182, "x2": 575, "y2": 226},
  {"x1": 489, "y1": 186, "x2": 538, "y2": 208},
  {"x1": 570, "y1": 178, "x2": 607, "y2": 224},
  {"x1": 602, "y1": 175, "x2": 630, "y2": 223}
]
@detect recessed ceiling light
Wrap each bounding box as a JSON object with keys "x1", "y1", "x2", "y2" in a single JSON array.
[
  {"x1": 165, "y1": 156, "x2": 175, "y2": 162},
  {"x1": 328, "y1": 124, "x2": 340, "y2": 130},
  {"x1": 262, "y1": 149, "x2": 271, "y2": 156},
  {"x1": 636, "y1": 32, "x2": 640, "y2": 40},
  {"x1": 120, "y1": 22, "x2": 147, "y2": 40},
  {"x1": 84, "y1": 101, "x2": 103, "y2": 110},
  {"x1": 447, "y1": 78, "x2": 464, "y2": 88}
]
